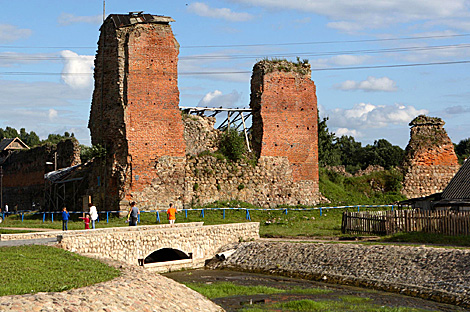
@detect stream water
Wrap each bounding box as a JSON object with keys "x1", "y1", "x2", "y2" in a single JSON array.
[{"x1": 164, "y1": 269, "x2": 466, "y2": 312}]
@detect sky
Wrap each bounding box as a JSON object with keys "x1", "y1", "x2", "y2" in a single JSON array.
[{"x1": 1, "y1": 0, "x2": 470, "y2": 148}]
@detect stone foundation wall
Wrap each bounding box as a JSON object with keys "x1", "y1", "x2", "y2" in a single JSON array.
[{"x1": 211, "y1": 241, "x2": 470, "y2": 308}]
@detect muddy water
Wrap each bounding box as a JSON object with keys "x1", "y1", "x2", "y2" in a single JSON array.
[{"x1": 164, "y1": 269, "x2": 465, "y2": 312}]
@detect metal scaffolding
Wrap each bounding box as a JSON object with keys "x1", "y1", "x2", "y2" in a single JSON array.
[{"x1": 180, "y1": 106, "x2": 253, "y2": 152}]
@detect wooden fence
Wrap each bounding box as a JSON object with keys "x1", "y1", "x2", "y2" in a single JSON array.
[{"x1": 341, "y1": 209, "x2": 470, "y2": 236}]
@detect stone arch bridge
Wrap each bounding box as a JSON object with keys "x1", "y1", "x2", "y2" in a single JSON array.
[{"x1": 1, "y1": 222, "x2": 259, "y2": 272}]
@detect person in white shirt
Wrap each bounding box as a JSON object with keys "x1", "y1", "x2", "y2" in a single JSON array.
[{"x1": 88, "y1": 203, "x2": 98, "y2": 229}]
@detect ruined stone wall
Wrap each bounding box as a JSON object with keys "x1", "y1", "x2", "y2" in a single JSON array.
[
  {"x1": 183, "y1": 114, "x2": 220, "y2": 156},
  {"x1": 183, "y1": 155, "x2": 319, "y2": 208},
  {"x1": 250, "y1": 60, "x2": 319, "y2": 184},
  {"x1": 402, "y1": 115, "x2": 460, "y2": 198},
  {"x1": 2, "y1": 139, "x2": 81, "y2": 210},
  {"x1": 88, "y1": 15, "x2": 321, "y2": 210}
]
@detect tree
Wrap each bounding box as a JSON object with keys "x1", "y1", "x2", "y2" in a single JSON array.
[
  {"x1": 455, "y1": 138, "x2": 470, "y2": 164},
  {"x1": 334, "y1": 135, "x2": 363, "y2": 172},
  {"x1": 318, "y1": 117, "x2": 341, "y2": 166}
]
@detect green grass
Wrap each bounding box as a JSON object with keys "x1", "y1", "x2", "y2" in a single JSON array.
[
  {"x1": 183, "y1": 281, "x2": 433, "y2": 312},
  {"x1": 382, "y1": 232, "x2": 470, "y2": 247},
  {"x1": 3, "y1": 207, "x2": 470, "y2": 247},
  {"x1": 184, "y1": 281, "x2": 331, "y2": 299},
  {"x1": 0, "y1": 245, "x2": 120, "y2": 296},
  {"x1": 0, "y1": 229, "x2": 33, "y2": 234},
  {"x1": 185, "y1": 282, "x2": 286, "y2": 298},
  {"x1": 266, "y1": 299, "x2": 431, "y2": 312}
]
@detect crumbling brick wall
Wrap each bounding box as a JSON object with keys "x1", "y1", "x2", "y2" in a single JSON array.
[
  {"x1": 401, "y1": 115, "x2": 460, "y2": 198},
  {"x1": 250, "y1": 60, "x2": 319, "y2": 183},
  {"x1": 88, "y1": 14, "x2": 186, "y2": 209},
  {"x1": 2, "y1": 139, "x2": 80, "y2": 210}
]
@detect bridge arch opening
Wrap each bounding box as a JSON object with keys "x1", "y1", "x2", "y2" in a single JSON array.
[{"x1": 143, "y1": 248, "x2": 192, "y2": 264}]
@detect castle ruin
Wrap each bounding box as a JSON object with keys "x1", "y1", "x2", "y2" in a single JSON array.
[
  {"x1": 401, "y1": 115, "x2": 460, "y2": 198},
  {"x1": 88, "y1": 13, "x2": 321, "y2": 210}
]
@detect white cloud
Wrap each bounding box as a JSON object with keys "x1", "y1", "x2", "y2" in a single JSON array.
[
  {"x1": 0, "y1": 24, "x2": 32, "y2": 43},
  {"x1": 187, "y1": 2, "x2": 254, "y2": 22},
  {"x1": 335, "y1": 128, "x2": 361, "y2": 137},
  {"x1": 324, "y1": 103, "x2": 428, "y2": 129},
  {"x1": 0, "y1": 79, "x2": 91, "y2": 145},
  {"x1": 231, "y1": 0, "x2": 470, "y2": 30},
  {"x1": 336, "y1": 76, "x2": 398, "y2": 92},
  {"x1": 310, "y1": 55, "x2": 370, "y2": 68},
  {"x1": 198, "y1": 90, "x2": 243, "y2": 108},
  {"x1": 58, "y1": 13, "x2": 102, "y2": 26},
  {"x1": 48, "y1": 109, "x2": 58, "y2": 120},
  {"x1": 60, "y1": 50, "x2": 94, "y2": 89}
]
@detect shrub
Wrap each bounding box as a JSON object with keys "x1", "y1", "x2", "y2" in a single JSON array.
[{"x1": 218, "y1": 128, "x2": 247, "y2": 162}]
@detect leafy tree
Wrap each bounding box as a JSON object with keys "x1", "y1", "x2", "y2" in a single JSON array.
[
  {"x1": 19, "y1": 128, "x2": 40, "y2": 147},
  {"x1": 317, "y1": 117, "x2": 341, "y2": 166},
  {"x1": 80, "y1": 144, "x2": 107, "y2": 163},
  {"x1": 45, "y1": 132, "x2": 75, "y2": 145},
  {"x1": 455, "y1": 138, "x2": 470, "y2": 164},
  {"x1": 335, "y1": 135, "x2": 362, "y2": 172},
  {"x1": 0, "y1": 126, "x2": 19, "y2": 139}
]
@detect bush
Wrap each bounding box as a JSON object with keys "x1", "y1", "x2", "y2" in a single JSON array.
[{"x1": 218, "y1": 128, "x2": 247, "y2": 162}]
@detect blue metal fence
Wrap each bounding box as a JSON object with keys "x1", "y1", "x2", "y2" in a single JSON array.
[{"x1": 1, "y1": 205, "x2": 395, "y2": 224}]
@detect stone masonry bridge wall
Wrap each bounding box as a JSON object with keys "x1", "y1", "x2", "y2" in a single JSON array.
[{"x1": 57, "y1": 222, "x2": 259, "y2": 267}]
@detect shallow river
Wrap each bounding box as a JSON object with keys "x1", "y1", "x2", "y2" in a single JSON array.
[{"x1": 164, "y1": 269, "x2": 466, "y2": 312}]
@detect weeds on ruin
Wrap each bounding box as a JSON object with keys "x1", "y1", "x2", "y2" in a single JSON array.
[
  {"x1": 259, "y1": 57, "x2": 310, "y2": 75},
  {"x1": 219, "y1": 128, "x2": 247, "y2": 162}
]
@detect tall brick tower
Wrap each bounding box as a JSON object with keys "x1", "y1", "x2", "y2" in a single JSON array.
[
  {"x1": 401, "y1": 115, "x2": 460, "y2": 198},
  {"x1": 250, "y1": 60, "x2": 319, "y2": 200},
  {"x1": 89, "y1": 12, "x2": 186, "y2": 209}
]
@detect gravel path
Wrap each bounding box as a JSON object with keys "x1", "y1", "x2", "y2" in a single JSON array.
[
  {"x1": 0, "y1": 259, "x2": 223, "y2": 312},
  {"x1": 209, "y1": 241, "x2": 470, "y2": 309}
]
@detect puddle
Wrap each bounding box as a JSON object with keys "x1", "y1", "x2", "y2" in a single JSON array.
[{"x1": 164, "y1": 269, "x2": 466, "y2": 312}]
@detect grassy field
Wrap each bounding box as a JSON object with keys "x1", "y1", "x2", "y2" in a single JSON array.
[
  {"x1": 0, "y1": 245, "x2": 120, "y2": 296},
  {"x1": 2, "y1": 207, "x2": 470, "y2": 247},
  {"x1": 0, "y1": 206, "x2": 383, "y2": 237}
]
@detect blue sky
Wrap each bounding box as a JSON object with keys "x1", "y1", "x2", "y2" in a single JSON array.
[{"x1": 1, "y1": 0, "x2": 470, "y2": 147}]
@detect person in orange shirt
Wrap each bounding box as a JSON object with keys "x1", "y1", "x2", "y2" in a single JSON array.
[{"x1": 167, "y1": 203, "x2": 177, "y2": 225}]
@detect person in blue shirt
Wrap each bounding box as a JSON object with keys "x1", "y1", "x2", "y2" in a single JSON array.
[
  {"x1": 62, "y1": 207, "x2": 70, "y2": 231},
  {"x1": 126, "y1": 202, "x2": 140, "y2": 226}
]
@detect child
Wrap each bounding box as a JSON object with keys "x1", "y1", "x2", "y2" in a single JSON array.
[
  {"x1": 79, "y1": 214, "x2": 90, "y2": 230},
  {"x1": 62, "y1": 207, "x2": 70, "y2": 231},
  {"x1": 167, "y1": 203, "x2": 177, "y2": 225}
]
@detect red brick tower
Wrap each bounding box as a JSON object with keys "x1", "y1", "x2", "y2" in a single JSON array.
[
  {"x1": 402, "y1": 115, "x2": 460, "y2": 198},
  {"x1": 250, "y1": 60, "x2": 319, "y2": 185},
  {"x1": 89, "y1": 13, "x2": 186, "y2": 209}
]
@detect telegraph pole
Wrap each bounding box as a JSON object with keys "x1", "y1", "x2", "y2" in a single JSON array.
[{"x1": 103, "y1": 0, "x2": 106, "y2": 22}]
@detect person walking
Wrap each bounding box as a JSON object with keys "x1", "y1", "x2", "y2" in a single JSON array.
[
  {"x1": 126, "y1": 202, "x2": 140, "y2": 226},
  {"x1": 61, "y1": 207, "x2": 70, "y2": 231},
  {"x1": 167, "y1": 203, "x2": 177, "y2": 225},
  {"x1": 89, "y1": 203, "x2": 98, "y2": 229}
]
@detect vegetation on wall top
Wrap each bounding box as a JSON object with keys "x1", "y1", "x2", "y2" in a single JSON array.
[{"x1": 258, "y1": 57, "x2": 311, "y2": 75}]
